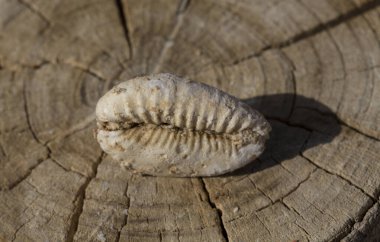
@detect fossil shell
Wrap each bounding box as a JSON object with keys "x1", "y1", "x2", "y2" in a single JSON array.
[{"x1": 96, "y1": 73, "x2": 271, "y2": 176}]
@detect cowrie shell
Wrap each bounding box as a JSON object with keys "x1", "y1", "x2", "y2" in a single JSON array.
[{"x1": 96, "y1": 73, "x2": 270, "y2": 176}]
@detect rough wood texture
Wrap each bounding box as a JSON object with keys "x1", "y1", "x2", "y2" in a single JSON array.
[{"x1": 0, "y1": 0, "x2": 379, "y2": 241}]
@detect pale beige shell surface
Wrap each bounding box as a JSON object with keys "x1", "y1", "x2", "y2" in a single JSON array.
[{"x1": 96, "y1": 73, "x2": 271, "y2": 176}]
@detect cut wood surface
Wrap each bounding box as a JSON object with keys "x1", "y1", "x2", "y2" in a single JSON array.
[{"x1": 0, "y1": 0, "x2": 380, "y2": 241}]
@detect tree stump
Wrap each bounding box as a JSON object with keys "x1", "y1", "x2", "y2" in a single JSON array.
[{"x1": 1, "y1": 0, "x2": 380, "y2": 241}]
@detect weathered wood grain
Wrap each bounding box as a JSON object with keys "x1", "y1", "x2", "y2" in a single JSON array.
[{"x1": 0, "y1": 0, "x2": 379, "y2": 241}]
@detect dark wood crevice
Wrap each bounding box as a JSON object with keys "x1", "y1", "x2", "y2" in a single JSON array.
[
  {"x1": 199, "y1": 178, "x2": 230, "y2": 242},
  {"x1": 115, "y1": 0, "x2": 133, "y2": 59}
]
